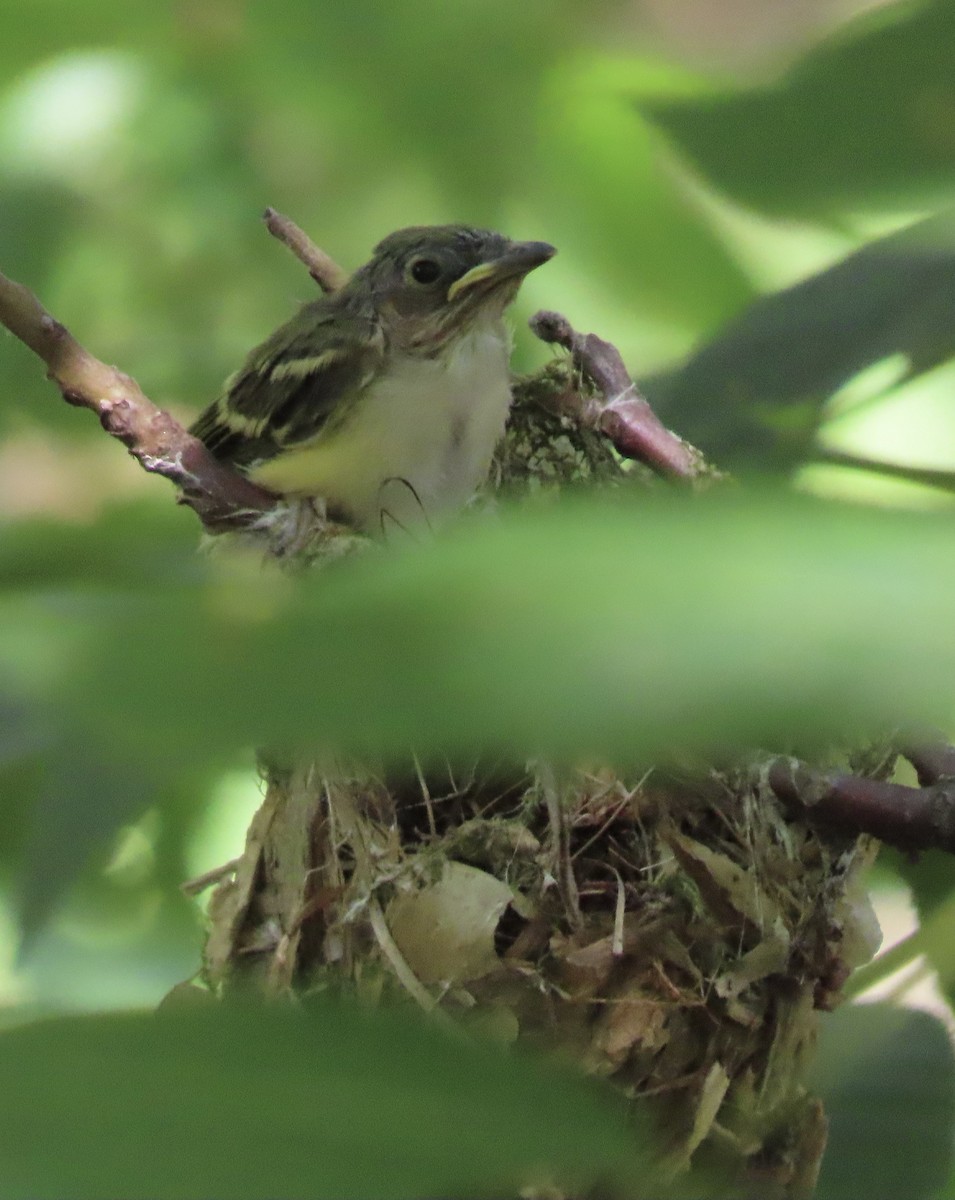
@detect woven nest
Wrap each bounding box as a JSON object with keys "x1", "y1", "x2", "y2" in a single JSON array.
[{"x1": 200, "y1": 373, "x2": 882, "y2": 1199}]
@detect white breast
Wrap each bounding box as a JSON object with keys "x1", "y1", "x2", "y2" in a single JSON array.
[{"x1": 257, "y1": 319, "x2": 513, "y2": 532}]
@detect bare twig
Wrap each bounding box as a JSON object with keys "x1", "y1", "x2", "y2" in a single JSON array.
[
  {"x1": 530, "y1": 309, "x2": 707, "y2": 481},
  {"x1": 896, "y1": 730, "x2": 955, "y2": 786},
  {"x1": 768, "y1": 756, "x2": 955, "y2": 855},
  {"x1": 611, "y1": 867, "x2": 625, "y2": 957},
  {"x1": 263, "y1": 207, "x2": 349, "y2": 294},
  {"x1": 367, "y1": 896, "x2": 455, "y2": 1028},
  {"x1": 0, "y1": 270, "x2": 277, "y2": 532},
  {"x1": 181, "y1": 857, "x2": 242, "y2": 897},
  {"x1": 817, "y1": 448, "x2": 955, "y2": 497},
  {"x1": 537, "y1": 761, "x2": 583, "y2": 930}
]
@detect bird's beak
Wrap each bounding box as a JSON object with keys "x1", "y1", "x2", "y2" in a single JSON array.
[{"x1": 447, "y1": 241, "x2": 556, "y2": 302}]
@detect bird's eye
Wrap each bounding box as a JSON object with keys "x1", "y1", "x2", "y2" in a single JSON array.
[{"x1": 409, "y1": 258, "x2": 442, "y2": 284}]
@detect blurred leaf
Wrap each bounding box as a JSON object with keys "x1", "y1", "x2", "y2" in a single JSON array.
[
  {"x1": 2, "y1": 492, "x2": 955, "y2": 772},
  {"x1": 0, "y1": 694, "x2": 46, "y2": 766},
  {"x1": 0, "y1": 489, "x2": 950, "y2": 892},
  {"x1": 0, "y1": 697, "x2": 48, "y2": 868},
  {"x1": 0, "y1": 180, "x2": 88, "y2": 282},
  {"x1": 896, "y1": 883, "x2": 955, "y2": 1012},
  {"x1": 249, "y1": 0, "x2": 573, "y2": 205},
  {"x1": 536, "y1": 57, "x2": 754, "y2": 334},
  {"x1": 882, "y1": 845, "x2": 955, "y2": 924},
  {"x1": 20, "y1": 487, "x2": 955, "y2": 936},
  {"x1": 17, "y1": 731, "x2": 159, "y2": 952},
  {"x1": 0, "y1": 1, "x2": 167, "y2": 75},
  {"x1": 0, "y1": 1002, "x2": 645, "y2": 1200},
  {"x1": 642, "y1": 0, "x2": 955, "y2": 215},
  {"x1": 0, "y1": 503, "x2": 199, "y2": 590},
  {"x1": 813, "y1": 1002, "x2": 955, "y2": 1199},
  {"x1": 644, "y1": 209, "x2": 955, "y2": 465},
  {"x1": 846, "y1": 857, "x2": 955, "y2": 1008}
]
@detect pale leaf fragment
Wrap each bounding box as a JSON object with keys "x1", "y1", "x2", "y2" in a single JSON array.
[{"x1": 386, "y1": 862, "x2": 518, "y2": 985}]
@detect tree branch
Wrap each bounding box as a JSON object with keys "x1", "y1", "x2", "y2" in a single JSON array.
[
  {"x1": 529, "y1": 310, "x2": 710, "y2": 481},
  {"x1": 0, "y1": 210, "x2": 354, "y2": 536},
  {"x1": 0, "y1": 269, "x2": 277, "y2": 532},
  {"x1": 896, "y1": 730, "x2": 955, "y2": 786},
  {"x1": 768, "y1": 756, "x2": 955, "y2": 854},
  {"x1": 263, "y1": 207, "x2": 349, "y2": 294},
  {"x1": 816, "y1": 447, "x2": 955, "y2": 496}
]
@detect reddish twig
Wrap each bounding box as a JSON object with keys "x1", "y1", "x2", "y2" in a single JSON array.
[
  {"x1": 529, "y1": 310, "x2": 706, "y2": 481},
  {"x1": 895, "y1": 730, "x2": 955, "y2": 787},
  {"x1": 263, "y1": 207, "x2": 349, "y2": 294},
  {"x1": 0, "y1": 269, "x2": 277, "y2": 532},
  {"x1": 768, "y1": 757, "x2": 955, "y2": 855}
]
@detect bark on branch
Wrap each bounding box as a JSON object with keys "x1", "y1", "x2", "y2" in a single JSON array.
[
  {"x1": 896, "y1": 729, "x2": 955, "y2": 786},
  {"x1": 0, "y1": 208, "x2": 354, "y2": 535},
  {"x1": 530, "y1": 310, "x2": 709, "y2": 481},
  {"x1": 0, "y1": 268, "x2": 277, "y2": 532},
  {"x1": 263, "y1": 207, "x2": 349, "y2": 294},
  {"x1": 768, "y1": 749, "x2": 955, "y2": 854}
]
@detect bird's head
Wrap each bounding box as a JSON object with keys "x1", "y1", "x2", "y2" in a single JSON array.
[{"x1": 355, "y1": 225, "x2": 555, "y2": 353}]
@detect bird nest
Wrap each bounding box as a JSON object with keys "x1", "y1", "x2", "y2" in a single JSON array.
[{"x1": 199, "y1": 377, "x2": 881, "y2": 1199}]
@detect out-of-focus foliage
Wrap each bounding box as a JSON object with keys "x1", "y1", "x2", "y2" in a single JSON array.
[
  {"x1": 2, "y1": 0, "x2": 955, "y2": 1195},
  {"x1": 0, "y1": 1002, "x2": 646, "y2": 1200},
  {"x1": 4, "y1": 493, "x2": 955, "y2": 772},
  {"x1": 645, "y1": 210, "x2": 955, "y2": 465},
  {"x1": 644, "y1": 0, "x2": 955, "y2": 215},
  {"x1": 813, "y1": 1002, "x2": 955, "y2": 1200}
]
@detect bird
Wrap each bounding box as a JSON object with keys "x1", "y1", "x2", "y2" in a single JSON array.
[{"x1": 190, "y1": 224, "x2": 555, "y2": 534}]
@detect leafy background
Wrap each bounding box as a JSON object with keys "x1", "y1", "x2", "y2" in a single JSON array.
[{"x1": 1, "y1": 0, "x2": 955, "y2": 1196}]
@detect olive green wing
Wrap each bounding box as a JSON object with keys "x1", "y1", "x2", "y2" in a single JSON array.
[{"x1": 190, "y1": 300, "x2": 384, "y2": 468}]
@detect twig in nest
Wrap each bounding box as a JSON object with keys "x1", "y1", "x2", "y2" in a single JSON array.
[
  {"x1": 367, "y1": 896, "x2": 458, "y2": 1031},
  {"x1": 0, "y1": 270, "x2": 277, "y2": 532},
  {"x1": 263, "y1": 207, "x2": 350, "y2": 294},
  {"x1": 611, "y1": 868, "x2": 626, "y2": 958},
  {"x1": 530, "y1": 309, "x2": 707, "y2": 481},
  {"x1": 537, "y1": 761, "x2": 583, "y2": 930},
  {"x1": 181, "y1": 857, "x2": 242, "y2": 897},
  {"x1": 768, "y1": 755, "x2": 955, "y2": 855}
]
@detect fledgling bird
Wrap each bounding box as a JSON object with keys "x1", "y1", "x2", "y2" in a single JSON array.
[{"x1": 190, "y1": 225, "x2": 555, "y2": 533}]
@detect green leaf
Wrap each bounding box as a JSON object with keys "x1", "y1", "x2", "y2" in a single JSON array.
[
  {"x1": 0, "y1": 1002, "x2": 646, "y2": 1200},
  {"x1": 246, "y1": 0, "x2": 605, "y2": 213},
  {"x1": 845, "y1": 869, "x2": 955, "y2": 1009},
  {"x1": 900, "y1": 885, "x2": 955, "y2": 1013},
  {"x1": 17, "y1": 732, "x2": 159, "y2": 952},
  {"x1": 5, "y1": 490, "x2": 955, "y2": 914},
  {"x1": 62, "y1": 495, "x2": 955, "y2": 757},
  {"x1": 0, "y1": 694, "x2": 46, "y2": 766},
  {"x1": 535, "y1": 57, "x2": 754, "y2": 335},
  {"x1": 642, "y1": 0, "x2": 955, "y2": 215},
  {"x1": 0, "y1": 504, "x2": 198, "y2": 590},
  {"x1": 5, "y1": 492, "x2": 955, "y2": 767},
  {"x1": 813, "y1": 1002, "x2": 955, "y2": 1200},
  {"x1": 883, "y1": 845, "x2": 955, "y2": 924},
  {"x1": 645, "y1": 209, "x2": 955, "y2": 465}
]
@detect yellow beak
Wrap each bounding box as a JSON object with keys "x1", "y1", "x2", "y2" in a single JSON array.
[{"x1": 446, "y1": 240, "x2": 556, "y2": 302}]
